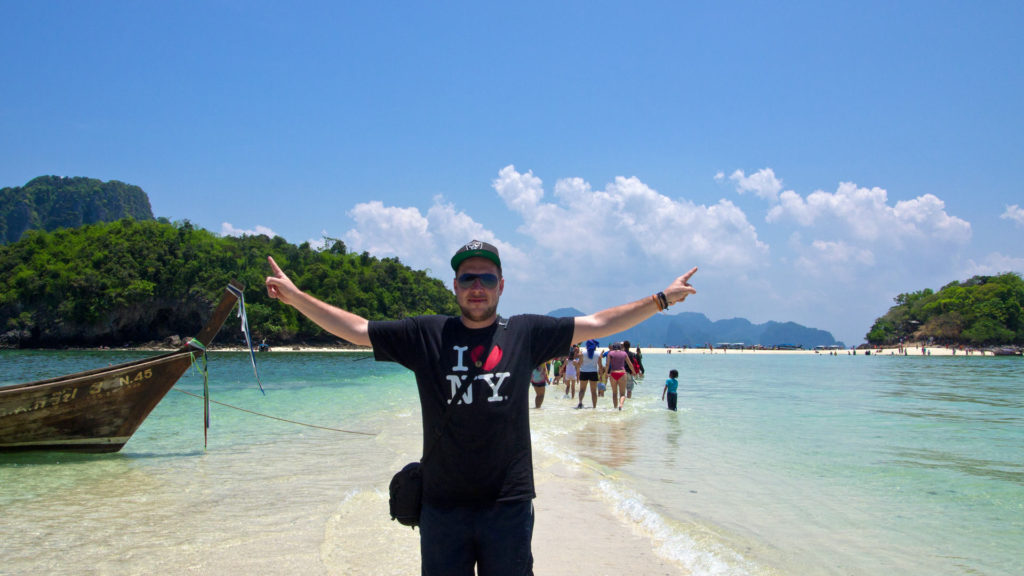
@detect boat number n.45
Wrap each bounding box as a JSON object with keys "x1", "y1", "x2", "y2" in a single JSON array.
[{"x1": 90, "y1": 369, "x2": 154, "y2": 395}]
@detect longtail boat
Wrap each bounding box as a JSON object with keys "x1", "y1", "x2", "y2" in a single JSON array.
[{"x1": 0, "y1": 282, "x2": 243, "y2": 453}]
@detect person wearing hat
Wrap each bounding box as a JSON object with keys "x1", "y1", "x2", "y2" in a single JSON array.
[
  {"x1": 265, "y1": 240, "x2": 697, "y2": 576},
  {"x1": 577, "y1": 338, "x2": 603, "y2": 409}
]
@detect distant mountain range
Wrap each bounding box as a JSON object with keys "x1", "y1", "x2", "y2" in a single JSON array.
[
  {"x1": 548, "y1": 307, "x2": 842, "y2": 349},
  {"x1": 1, "y1": 176, "x2": 154, "y2": 243}
]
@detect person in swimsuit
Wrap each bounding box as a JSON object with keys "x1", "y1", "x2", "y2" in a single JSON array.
[
  {"x1": 622, "y1": 341, "x2": 640, "y2": 399},
  {"x1": 531, "y1": 363, "x2": 549, "y2": 408},
  {"x1": 576, "y1": 339, "x2": 603, "y2": 409},
  {"x1": 605, "y1": 342, "x2": 633, "y2": 410},
  {"x1": 563, "y1": 344, "x2": 580, "y2": 399}
]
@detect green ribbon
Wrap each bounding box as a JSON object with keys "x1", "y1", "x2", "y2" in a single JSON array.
[{"x1": 186, "y1": 338, "x2": 211, "y2": 449}]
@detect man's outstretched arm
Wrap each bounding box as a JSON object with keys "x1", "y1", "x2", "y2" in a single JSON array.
[
  {"x1": 572, "y1": 267, "x2": 697, "y2": 344},
  {"x1": 265, "y1": 256, "x2": 372, "y2": 347}
]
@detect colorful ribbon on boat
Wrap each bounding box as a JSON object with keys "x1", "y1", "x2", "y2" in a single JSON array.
[
  {"x1": 227, "y1": 284, "x2": 265, "y2": 395},
  {"x1": 185, "y1": 337, "x2": 211, "y2": 449}
]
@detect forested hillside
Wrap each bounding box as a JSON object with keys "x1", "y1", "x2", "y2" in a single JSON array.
[
  {"x1": 0, "y1": 219, "x2": 458, "y2": 348},
  {"x1": 866, "y1": 273, "x2": 1024, "y2": 345},
  {"x1": 0, "y1": 176, "x2": 154, "y2": 243}
]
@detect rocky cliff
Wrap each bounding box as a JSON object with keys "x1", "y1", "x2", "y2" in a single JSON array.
[{"x1": 1, "y1": 176, "x2": 154, "y2": 243}]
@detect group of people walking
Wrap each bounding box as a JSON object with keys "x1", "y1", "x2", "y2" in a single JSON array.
[{"x1": 532, "y1": 340, "x2": 646, "y2": 410}]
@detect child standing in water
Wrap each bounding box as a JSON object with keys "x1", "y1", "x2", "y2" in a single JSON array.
[{"x1": 663, "y1": 369, "x2": 679, "y2": 411}]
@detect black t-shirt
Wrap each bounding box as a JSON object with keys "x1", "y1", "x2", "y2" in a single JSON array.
[{"x1": 369, "y1": 314, "x2": 574, "y2": 505}]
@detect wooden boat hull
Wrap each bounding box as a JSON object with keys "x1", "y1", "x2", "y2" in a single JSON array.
[
  {"x1": 0, "y1": 282, "x2": 241, "y2": 453},
  {"x1": 0, "y1": 351, "x2": 196, "y2": 452}
]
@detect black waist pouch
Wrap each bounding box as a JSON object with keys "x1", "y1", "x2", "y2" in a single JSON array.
[{"x1": 388, "y1": 461, "x2": 423, "y2": 528}]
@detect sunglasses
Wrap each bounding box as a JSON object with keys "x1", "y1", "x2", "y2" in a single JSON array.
[{"x1": 456, "y1": 273, "x2": 500, "y2": 289}]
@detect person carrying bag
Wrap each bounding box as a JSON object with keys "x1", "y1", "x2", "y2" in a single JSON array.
[
  {"x1": 389, "y1": 316, "x2": 510, "y2": 527},
  {"x1": 389, "y1": 373, "x2": 475, "y2": 527}
]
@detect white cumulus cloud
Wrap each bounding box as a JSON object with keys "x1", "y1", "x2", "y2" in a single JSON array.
[
  {"x1": 343, "y1": 196, "x2": 528, "y2": 278},
  {"x1": 1001, "y1": 204, "x2": 1024, "y2": 226},
  {"x1": 492, "y1": 166, "x2": 769, "y2": 269},
  {"x1": 727, "y1": 169, "x2": 979, "y2": 298},
  {"x1": 343, "y1": 201, "x2": 437, "y2": 268},
  {"x1": 793, "y1": 240, "x2": 876, "y2": 279},
  {"x1": 221, "y1": 222, "x2": 276, "y2": 237},
  {"x1": 728, "y1": 168, "x2": 784, "y2": 201},
  {"x1": 493, "y1": 165, "x2": 546, "y2": 214},
  {"x1": 340, "y1": 165, "x2": 769, "y2": 317},
  {"x1": 963, "y1": 252, "x2": 1024, "y2": 276},
  {"x1": 766, "y1": 182, "x2": 971, "y2": 245}
]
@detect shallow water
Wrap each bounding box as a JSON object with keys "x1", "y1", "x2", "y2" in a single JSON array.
[{"x1": 1, "y1": 350, "x2": 1021, "y2": 575}]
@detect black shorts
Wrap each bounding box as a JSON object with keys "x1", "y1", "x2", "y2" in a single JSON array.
[{"x1": 579, "y1": 371, "x2": 599, "y2": 382}]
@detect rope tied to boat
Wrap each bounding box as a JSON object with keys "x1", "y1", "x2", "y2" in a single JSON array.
[
  {"x1": 172, "y1": 388, "x2": 376, "y2": 437},
  {"x1": 226, "y1": 284, "x2": 265, "y2": 395},
  {"x1": 178, "y1": 285, "x2": 370, "y2": 448},
  {"x1": 184, "y1": 337, "x2": 211, "y2": 449}
]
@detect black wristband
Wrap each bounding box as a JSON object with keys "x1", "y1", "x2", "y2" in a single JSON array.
[{"x1": 657, "y1": 291, "x2": 669, "y2": 309}]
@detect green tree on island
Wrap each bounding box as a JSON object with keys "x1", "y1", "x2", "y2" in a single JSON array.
[
  {"x1": 866, "y1": 273, "x2": 1024, "y2": 346},
  {"x1": 0, "y1": 219, "x2": 458, "y2": 348}
]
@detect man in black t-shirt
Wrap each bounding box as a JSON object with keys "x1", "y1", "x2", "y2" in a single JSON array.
[
  {"x1": 266, "y1": 240, "x2": 698, "y2": 576},
  {"x1": 370, "y1": 314, "x2": 573, "y2": 505}
]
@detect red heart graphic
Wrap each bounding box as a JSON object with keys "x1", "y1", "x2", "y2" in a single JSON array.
[
  {"x1": 470, "y1": 345, "x2": 486, "y2": 365},
  {"x1": 483, "y1": 345, "x2": 503, "y2": 371}
]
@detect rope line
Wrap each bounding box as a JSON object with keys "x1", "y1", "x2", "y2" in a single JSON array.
[
  {"x1": 226, "y1": 284, "x2": 266, "y2": 394},
  {"x1": 185, "y1": 338, "x2": 211, "y2": 448},
  {"x1": 172, "y1": 388, "x2": 377, "y2": 437}
]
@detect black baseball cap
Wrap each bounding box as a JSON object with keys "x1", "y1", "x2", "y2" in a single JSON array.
[{"x1": 450, "y1": 240, "x2": 501, "y2": 272}]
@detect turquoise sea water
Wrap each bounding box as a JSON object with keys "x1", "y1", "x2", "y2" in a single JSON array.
[{"x1": 1, "y1": 350, "x2": 1022, "y2": 575}]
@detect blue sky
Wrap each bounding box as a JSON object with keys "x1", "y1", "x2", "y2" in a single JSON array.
[{"x1": 3, "y1": 1, "x2": 1022, "y2": 345}]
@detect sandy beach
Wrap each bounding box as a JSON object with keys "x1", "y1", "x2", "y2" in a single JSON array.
[
  {"x1": 321, "y1": 457, "x2": 691, "y2": 575},
  {"x1": 532, "y1": 458, "x2": 688, "y2": 575},
  {"x1": 312, "y1": 460, "x2": 687, "y2": 576}
]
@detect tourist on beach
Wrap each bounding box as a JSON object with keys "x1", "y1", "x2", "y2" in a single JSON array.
[
  {"x1": 663, "y1": 369, "x2": 679, "y2": 411},
  {"x1": 622, "y1": 340, "x2": 641, "y2": 399},
  {"x1": 563, "y1": 344, "x2": 579, "y2": 399},
  {"x1": 531, "y1": 363, "x2": 549, "y2": 408},
  {"x1": 265, "y1": 239, "x2": 697, "y2": 576},
  {"x1": 576, "y1": 339, "x2": 603, "y2": 409},
  {"x1": 626, "y1": 342, "x2": 643, "y2": 375},
  {"x1": 550, "y1": 356, "x2": 563, "y2": 393},
  {"x1": 606, "y1": 342, "x2": 633, "y2": 410}
]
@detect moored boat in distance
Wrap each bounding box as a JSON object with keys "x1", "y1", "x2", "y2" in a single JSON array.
[
  {"x1": 0, "y1": 282, "x2": 243, "y2": 453},
  {"x1": 989, "y1": 346, "x2": 1022, "y2": 356}
]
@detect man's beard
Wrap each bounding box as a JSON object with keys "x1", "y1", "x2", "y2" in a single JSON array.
[{"x1": 459, "y1": 302, "x2": 498, "y2": 323}]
